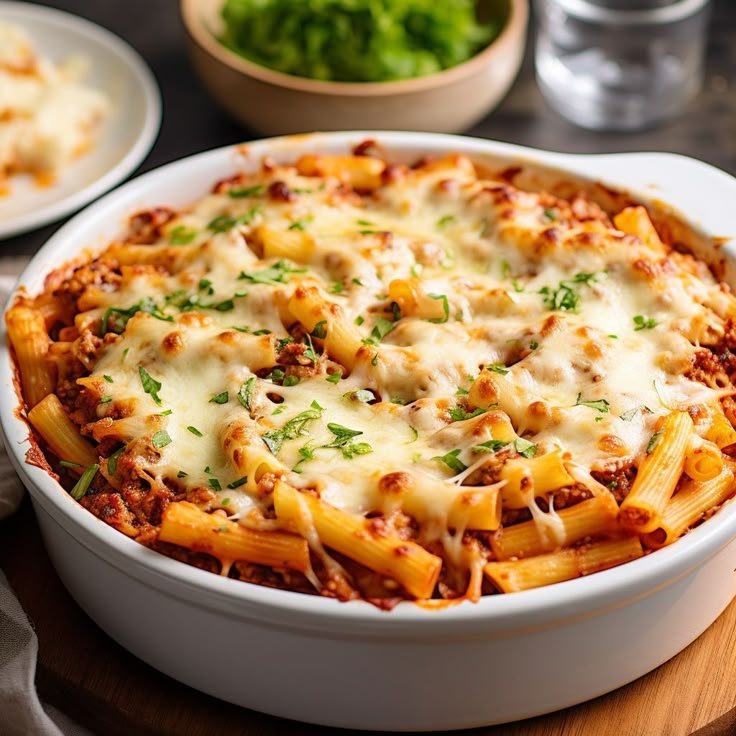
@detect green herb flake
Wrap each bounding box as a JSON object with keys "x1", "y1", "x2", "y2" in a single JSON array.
[
  {"x1": 252, "y1": 328, "x2": 271, "y2": 336},
  {"x1": 514, "y1": 438, "x2": 537, "y2": 458},
  {"x1": 500, "y1": 259, "x2": 511, "y2": 279},
  {"x1": 312, "y1": 320, "x2": 327, "y2": 339},
  {"x1": 59, "y1": 459, "x2": 83, "y2": 469},
  {"x1": 100, "y1": 297, "x2": 173, "y2": 336},
  {"x1": 283, "y1": 375, "x2": 300, "y2": 387},
  {"x1": 209, "y1": 477, "x2": 222, "y2": 491},
  {"x1": 177, "y1": 470, "x2": 188, "y2": 478},
  {"x1": 487, "y1": 363, "x2": 509, "y2": 375},
  {"x1": 276, "y1": 336, "x2": 295, "y2": 352},
  {"x1": 326, "y1": 370, "x2": 343, "y2": 384},
  {"x1": 187, "y1": 426, "x2": 204, "y2": 437},
  {"x1": 169, "y1": 225, "x2": 198, "y2": 245},
  {"x1": 330, "y1": 281, "x2": 344, "y2": 294},
  {"x1": 238, "y1": 377, "x2": 257, "y2": 411},
  {"x1": 152, "y1": 430, "x2": 172, "y2": 449},
  {"x1": 288, "y1": 219, "x2": 307, "y2": 231},
  {"x1": 99, "y1": 395, "x2": 112, "y2": 404},
  {"x1": 344, "y1": 389, "x2": 373, "y2": 403},
  {"x1": 449, "y1": 405, "x2": 487, "y2": 422},
  {"x1": 432, "y1": 448, "x2": 467, "y2": 474},
  {"x1": 139, "y1": 366, "x2": 163, "y2": 406},
  {"x1": 471, "y1": 439, "x2": 510, "y2": 454},
  {"x1": 543, "y1": 208, "x2": 559, "y2": 221},
  {"x1": 226, "y1": 476, "x2": 248, "y2": 489},
  {"x1": 574, "y1": 393, "x2": 610, "y2": 413},
  {"x1": 370, "y1": 317, "x2": 396, "y2": 342},
  {"x1": 352, "y1": 278, "x2": 364, "y2": 286},
  {"x1": 70, "y1": 463, "x2": 99, "y2": 501},
  {"x1": 238, "y1": 260, "x2": 306, "y2": 285},
  {"x1": 633, "y1": 315, "x2": 658, "y2": 331},
  {"x1": 436, "y1": 214, "x2": 455, "y2": 228},
  {"x1": 427, "y1": 293, "x2": 449, "y2": 324},
  {"x1": 107, "y1": 446, "x2": 125, "y2": 475},
  {"x1": 647, "y1": 429, "x2": 663, "y2": 454},
  {"x1": 354, "y1": 315, "x2": 365, "y2": 326},
  {"x1": 209, "y1": 391, "x2": 229, "y2": 405},
  {"x1": 103, "y1": 375, "x2": 114, "y2": 383},
  {"x1": 262, "y1": 402, "x2": 325, "y2": 455},
  {"x1": 228, "y1": 184, "x2": 264, "y2": 198}
]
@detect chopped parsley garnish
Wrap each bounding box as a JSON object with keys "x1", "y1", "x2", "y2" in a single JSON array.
[
  {"x1": 500, "y1": 259, "x2": 511, "y2": 279},
  {"x1": 529, "y1": 341, "x2": 539, "y2": 350},
  {"x1": 152, "y1": 430, "x2": 172, "y2": 449},
  {"x1": 511, "y1": 279, "x2": 525, "y2": 293},
  {"x1": 187, "y1": 426, "x2": 204, "y2": 437},
  {"x1": 103, "y1": 375, "x2": 114, "y2": 383},
  {"x1": 252, "y1": 328, "x2": 271, "y2": 336},
  {"x1": 449, "y1": 406, "x2": 487, "y2": 422},
  {"x1": 543, "y1": 207, "x2": 559, "y2": 221},
  {"x1": 539, "y1": 272, "x2": 602, "y2": 312},
  {"x1": 228, "y1": 184, "x2": 264, "y2": 198},
  {"x1": 288, "y1": 219, "x2": 307, "y2": 230},
  {"x1": 215, "y1": 299, "x2": 235, "y2": 312},
  {"x1": 209, "y1": 391, "x2": 229, "y2": 404},
  {"x1": 363, "y1": 317, "x2": 395, "y2": 345},
  {"x1": 312, "y1": 320, "x2": 327, "y2": 339},
  {"x1": 326, "y1": 370, "x2": 342, "y2": 384},
  {"x1": 330, "y1": 281, "x2": 344, "y2": 294},
  {"x1": 169, "y1": 225, "x2": 198, "y2": 245},
  {"x1": 177, "y1": 470, "x2": 188, "y2": 478},
  {"x1": 303, "y1": 333, "x2": 318, "y2": 363},
  {"x1": 620, "y1": 405, "x2": 652, "y2": 422},
  {"x1": 432, "y1": 449, "x2": 467, "y2": 474},
  {"x1": 647, "y1": 429, "x2": 663, "y2": 454},
  {"x1": 70, "y1": 463, "x2": 99, "y2": 501},
  {"x1": 487, "y1": 363, "x2": 509, "y2": 375},
  {"x1": 356, "y1": 219, "x2": 374, "y2": 226},
  {"x1": 427, "y1": 293, "x2": 449, "y2": 324},
  {"x1": 106, "y1": 446, "x2": 125, "y2": 475},
  {"x1": 268, "y1": 367, "x2": 286, "y2": 382},
  {"x1": 352, "y1": 277, "x2": 364, "y2": 286},
  {"x1": 574, "y1": 394, "x2": 610, "y2": 413},
  {"x1": 471, "y1": 439, "x2": 510, "y2": 454},
  {"x1": 633, "y1": 315, "x2": 658, "y2": 331},
  {"x1": 209, "y1": 478, "x2": 222, "y2": 491},
  {"x1": 324, "y1": 423, "x2": 372, "y2": 459},
  {"x1": 238, "y1": 260, "x2": 306, "y2": 285},
  {"x1": 436, "y1": 214, "x2": 455, "y2": 228},
  {"x1": 227, "y1": 476, "x2": 248, "y2": 489},
  {"x1": 262, "y1": 400, "x2": 324, "y2": 454},
  {"x1": 276, "y1": 336, "x2": 295, "y2": 352},
  {"x1": 514, "y1": 438, "x2": 537, "y2": 458},
  {"x1": 139, "y1": 366, "x2": 163, "y2": 406},
  {"x1": 283, "y1": 375, "x2": 300, "y2": 386},
  {"x1": 99, "y1": 395, "x2": 112, "y2": 404},
  {"x1": 207, "y1": 206, "x2": 261, "y2": 232},
  {"x1": 354, "y1": 315, "x2": 365, "y2": 326},
  {"x1": 237, "y1": 377, "x2": 256, "y2": 411},
  {"x1": 100, "y1": 297, "x2": 172, "y2": 336}
]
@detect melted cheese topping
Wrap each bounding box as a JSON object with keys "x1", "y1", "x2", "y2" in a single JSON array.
[
  {"x1": 0, "y1": 23, "x2": 109, "y2": 180},
  {"x1": 43, "y1": 151, "x2": 736, "y2": 597}
]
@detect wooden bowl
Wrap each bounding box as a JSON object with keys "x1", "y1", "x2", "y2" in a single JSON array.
[{"x1": 180, "y1": 0, "x2": 529, "y2": 135}]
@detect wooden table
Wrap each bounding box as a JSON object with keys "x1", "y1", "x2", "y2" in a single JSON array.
[{"x1": 1, "y1": 495, "x2": 735, "y2": 736}]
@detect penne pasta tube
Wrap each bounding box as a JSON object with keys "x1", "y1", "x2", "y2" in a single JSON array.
[
  {"x1": 221, "y1": 419, "x2": 286, "y2": 495},
  {"x1": 704, "y1": 408, "x2": 736, "y2": 448},
  {"x1": 255, "y1": 225, "x2": 316, "y2": 262},
  {"x1": 499, "y1": 451, "x2": 575, "y2": 509},
  {"x1": 28, "y1": 393, "x2": 98, "y2": 468},
  {"x1": 491, "y1": 494, "x2": 620, "y2": 560},
  {"x1": 619, "y1": 411, "x2": 692, "y2": 533},
  {"x1": 159, "y1": 501, "x2": 310, "y2": 572},
  {"x1": 641, "y1": 466, "x2": 736, "y2": 549},
  {"x1": 296, "y1": 154, "x2": 385, "y2": 191},
  {"x1": 613, "y1": 206, "x2": 665, "y2": 253},
  {"x1": 273, "y1": 481, "x2": 441, "y2": 599},
  {"x1": 6, "y1": 306, "x2": 57, "y2": 408},
  {"x1": 683, "y1": 438, "x2": 722, "y2": 481},
  {"x1": 484, "y1": 536, "x2": 644, "y2": 593}
]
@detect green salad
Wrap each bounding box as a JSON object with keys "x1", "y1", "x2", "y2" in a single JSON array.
[{"x1": 219, "y1": 0, "x2": 500, "y2": 83}]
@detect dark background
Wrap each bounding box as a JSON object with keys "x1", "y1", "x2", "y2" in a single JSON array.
[{"x1": 4, "y1": 0, "x2": 736, "y2": 255}]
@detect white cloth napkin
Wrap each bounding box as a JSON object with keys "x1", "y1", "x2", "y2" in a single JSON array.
[{"x1": 0, "y1": 269, "x2": 91, "y2": 735}]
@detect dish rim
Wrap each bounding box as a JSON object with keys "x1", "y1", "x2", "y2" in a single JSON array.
[
  {"x1": 180, "y1": 0, "x2": 529, "y2": 97},
  {"x1": 0, "y1": 0, "x2": 162, "y2": 240},
  {"x1": 3, "y1": 130, "x2": 736, "y2": 636}
]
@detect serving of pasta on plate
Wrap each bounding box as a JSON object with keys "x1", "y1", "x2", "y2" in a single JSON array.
[{"x1": 8, "y1": 143, "x2": 736, "y2": 608}]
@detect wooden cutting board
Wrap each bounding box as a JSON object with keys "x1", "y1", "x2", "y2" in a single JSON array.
[{"x1": 1, "y1": 495, "x2": 735, "y2": 736}]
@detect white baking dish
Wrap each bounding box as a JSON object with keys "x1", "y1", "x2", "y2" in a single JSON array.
[{"x1": 3, "y1": 132, "x2": 736, "y2": 731}]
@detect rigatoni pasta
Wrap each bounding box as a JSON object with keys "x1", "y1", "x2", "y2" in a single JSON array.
[{"x1": 7, "y1": 144, "x2": 736, "y2": 607}]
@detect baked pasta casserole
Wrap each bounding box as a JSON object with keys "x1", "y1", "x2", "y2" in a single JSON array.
[{"x1": 8, "y1": 144, "x2": 736, "y2": 607}]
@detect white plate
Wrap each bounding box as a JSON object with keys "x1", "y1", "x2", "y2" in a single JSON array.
[{"x1": 0, "y1": 1, "x2": 161, "y2": 240}]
